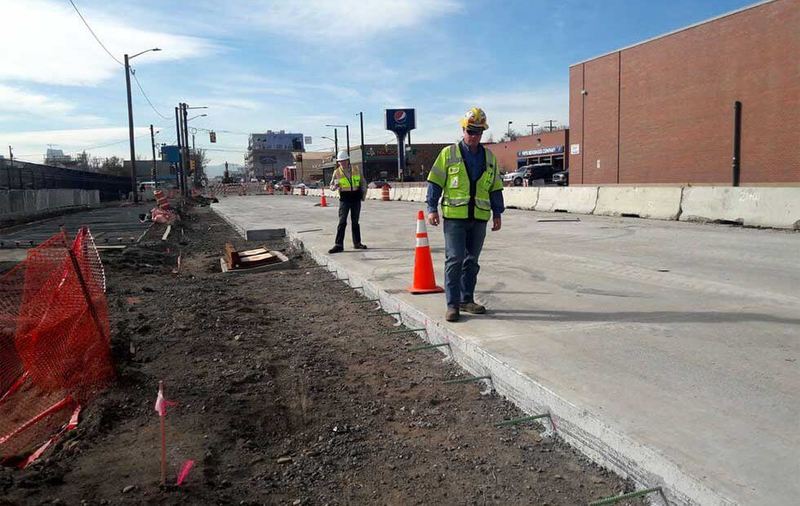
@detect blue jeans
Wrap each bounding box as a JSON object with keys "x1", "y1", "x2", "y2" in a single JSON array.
[{"x1": 443, "y1": 219, "x2": 487, "y2": 308}]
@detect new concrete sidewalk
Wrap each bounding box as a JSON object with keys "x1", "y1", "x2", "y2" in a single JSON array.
[{"x1": 212, "y1": 195, "x2": 799, "y2": 506}]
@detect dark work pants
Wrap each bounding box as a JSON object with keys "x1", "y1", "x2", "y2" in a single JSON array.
[{"x1": 335, "y1": 198, "x2": 362, "y2": 247}]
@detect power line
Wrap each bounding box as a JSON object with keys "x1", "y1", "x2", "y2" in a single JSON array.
[
  {"x1": 67, "y1": 0, "x2": 123, "y2": 66},
  {"x1": 130, "y1": 67, "x2": 171, "y2": 120}
]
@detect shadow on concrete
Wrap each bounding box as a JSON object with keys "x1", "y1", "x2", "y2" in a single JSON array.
[{"x1": 486, "y1": 309, "x2": 800, "y2": 325}]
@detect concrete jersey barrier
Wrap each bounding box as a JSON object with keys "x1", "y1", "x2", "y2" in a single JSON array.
[
  {"x1": 535, "y1": 187, "x2": 598, "y2": 214},
  {"x1": 503, "y1": 187, "x2": 539, "y2": 210},
  {"x1": 594, "y1": 186, "x2": 682, "y2": 220},
  {"x1": 681, "y1": 187, "x2": 800, "y2": 230}
]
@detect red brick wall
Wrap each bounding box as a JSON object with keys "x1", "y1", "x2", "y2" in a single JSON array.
[
  {"x1": 570, "y1": 0, "x2": 800, "y2": 185},
  {"x1": 489, "y1": 131, "x2": 569, "y2": 172}
]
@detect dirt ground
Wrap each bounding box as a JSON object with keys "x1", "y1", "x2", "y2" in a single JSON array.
[{"x1": 1, "y1": 203, "x2": 645, "y2": 505}]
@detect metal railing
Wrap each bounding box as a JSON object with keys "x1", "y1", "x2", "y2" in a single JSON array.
[{"x1": 0, "y1": 160, "x2": 130, "y2": 200}]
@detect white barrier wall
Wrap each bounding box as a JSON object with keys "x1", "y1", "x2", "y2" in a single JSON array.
[
  {"x1": 535, "y1": 187, "x2": 598, "y2": 214},
  {"x1": 503, "y1": 187, "x2": 539, "y2": 210},
  {"x1": 594, "y1": 187, "x2": 682, "y2": 220},
  {"x1": 681, "y1": 187, "x2": 800, "y2": 230},
  {"x1": 1, "y1": 189, "x2": 100, "y2": 219}
]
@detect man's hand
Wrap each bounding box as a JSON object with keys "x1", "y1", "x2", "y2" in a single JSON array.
[
  {"x1": 427, "y1": 211, "x2": 440, "y2": 227},
  {"x1": 492, "y1": 216, "x2": 502, "y2": 231}
]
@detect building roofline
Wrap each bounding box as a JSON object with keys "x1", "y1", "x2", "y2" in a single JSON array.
[{"x1": 569, "y1": 0, "x2": 778, "y2": 67}]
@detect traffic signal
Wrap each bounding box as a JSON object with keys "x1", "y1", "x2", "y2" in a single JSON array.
[
  {"x1": 209, "y1": 131, "x2": 217, "y2": 143},
  {"x1": 190, "y1": 159, "x2": 196, "y2": 174}
]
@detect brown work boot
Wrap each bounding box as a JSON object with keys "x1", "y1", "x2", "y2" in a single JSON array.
[
  {"x1": 460, "y1": 302, "x2": 486, "y2": 314},
  {"x1": 445, "y1": 307, "x2": 460, "y2": 322}
]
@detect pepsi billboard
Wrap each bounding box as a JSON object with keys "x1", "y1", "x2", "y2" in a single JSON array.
[{"x1": 385, "y1": 109, "x2": 416, "y2": 135}]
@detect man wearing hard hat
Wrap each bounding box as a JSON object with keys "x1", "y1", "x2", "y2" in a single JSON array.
[
  {"x1": 328, "y1": 149, "x2": 368, "y2": 254},
  {"x1": 426, "y1": 107, "x2": 504, "y2": 322}
]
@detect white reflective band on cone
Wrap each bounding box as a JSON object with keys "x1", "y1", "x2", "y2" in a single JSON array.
[{"x1": 416, "y1": 236, "x2": 429, "y2": 247}]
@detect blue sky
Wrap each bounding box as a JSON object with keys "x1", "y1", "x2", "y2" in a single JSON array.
[{"x1": 1, "y1": 0, "x2": 760, "y2": 174}]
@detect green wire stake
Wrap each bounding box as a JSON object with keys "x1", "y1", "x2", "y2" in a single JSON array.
[
  {"x1": 408, "y1": 343, "x2": 450, "y2": 352},
  {"x1": 368, "y1": 311, "x2": 400, "y2": 317},
  {"x1": 589, "y1": 487, "x2": 663, "y2": 506},
  {"x1": 443, "y1": 375, "x2": 491, "y2": 384},
  {"x1": 494, "y1": 413, "x2": 550, "y2": 428},
  {"x1": 389, "y1": 328, "x2": 426, "y2": 334},
  {"x1": 354, "y1": 299, "x2": 381, "y2": 304}
]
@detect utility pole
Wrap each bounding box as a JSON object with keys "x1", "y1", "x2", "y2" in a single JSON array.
[
  {"x1": 358, "y1": 112, "x2": 366, "y2": 176},
  {"x1": 174, "y1": 106, "x2": 184, "y2": 194},
  {"x1": 526, "y1": 123, "x2": 538, "y2": 136},
  {"x1": 345, "y1": 125, "x2": 350, "y2": 155},
  {"x1": 124, "y1": 54, "x2": 138, "y2": 203},
  {"x1": 8, "y1": 145, "x2": 12, "y2": 163},
  {"x1": 150, "y1": 125, "x2": 157, "y2": 188},
  {"x1": 545, "y1": 120, "x2": 556, "y2": 132},
  {"x1": 181, "y1": 103, "x2": 190, "y2": 192},
  {"x1": 333, "y1": 129, "x2": 339, "y2": 155}
]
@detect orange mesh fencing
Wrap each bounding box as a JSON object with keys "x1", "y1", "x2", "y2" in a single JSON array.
[{"x1": 0, "y1": 227, "x2": 113, "y2": 462}]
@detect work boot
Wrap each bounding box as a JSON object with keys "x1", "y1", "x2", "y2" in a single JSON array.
[
  {"x1": 328, "y1": 245, "x2": 343, "y2": 254},
  {"x1": 460, "y1": 302, "x2": 486, "y2": 314},
  {"x1": 445, "y1": 307, "x2": 460, "y2": 322},
  {"x1": 354, "y1": 243, "x2": 368, "y2": 249}
]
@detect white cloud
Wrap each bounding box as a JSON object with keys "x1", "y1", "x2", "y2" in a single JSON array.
[
  {"x1": 1, "y1": 0, "x2": 217, "y2": 86},
  {"x1": 0, "y1": 85, "x2": 74, "y2": 115},
  {"x1": 242, "y1": 0, "x2": 461, "y2": 41}
]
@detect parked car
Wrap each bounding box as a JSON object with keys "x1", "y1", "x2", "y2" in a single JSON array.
[
  {"x1": 525, "y1": 164, "x2": 558, "y2": 184},
  {"x1": 502, "y1": 164, "x2": 559, "y2": 186},
  {"x1": 502, "y1": 168, "x2": 529, "y2": 186},
  {"x1": 552, "y1": 170, "x2": 569, "y2": 186}
]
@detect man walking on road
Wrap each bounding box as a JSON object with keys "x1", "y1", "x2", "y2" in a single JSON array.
[
  {"x1": 329, "y1": 149, "x2": 368, "y2": 254},
  {"x1": 426, "y1": 107, "x2": 504, "y2": 322}
]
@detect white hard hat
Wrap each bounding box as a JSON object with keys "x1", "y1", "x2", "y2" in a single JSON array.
[{"x1": 336, "y1": 150, "x2": 349, "y2": 161}]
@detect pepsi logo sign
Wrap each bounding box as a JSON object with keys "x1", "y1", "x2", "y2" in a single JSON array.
[{"x1": 394, "y1": 110, "x2": 407, "y2": 123}]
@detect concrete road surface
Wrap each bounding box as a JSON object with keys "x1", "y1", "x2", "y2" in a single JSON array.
[{"x1": 213, "y1": 195, "x2": 799, "y2": 505}]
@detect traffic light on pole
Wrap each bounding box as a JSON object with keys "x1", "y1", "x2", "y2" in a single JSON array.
[{"x1": 209, "y1": 131, "x2": 217, "y2": 143}]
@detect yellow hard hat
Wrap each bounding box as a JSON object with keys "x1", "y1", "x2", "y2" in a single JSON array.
[{"x1": 460, "y1": 107, "x2": 488, "y2": 130}]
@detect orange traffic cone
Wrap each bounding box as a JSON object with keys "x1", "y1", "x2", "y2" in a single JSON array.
[
  {"x1": 320, "y1": 188, "x2": 328, "y2": 207},
  {"x1": 407, "y1": 210, "x2": 444, "y2": 294}
]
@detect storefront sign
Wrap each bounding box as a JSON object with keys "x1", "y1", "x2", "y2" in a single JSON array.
[
  {"x1": 385, "y1": 109, "x2": 416, "y2": 134},
  {"x1": 518, "y1": 145, "x2": 564, "y2": 157}
]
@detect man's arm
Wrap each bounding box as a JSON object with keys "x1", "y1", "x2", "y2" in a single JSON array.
[{"x1": 426, "y1": 182, "x2": 443, "y2": 226}]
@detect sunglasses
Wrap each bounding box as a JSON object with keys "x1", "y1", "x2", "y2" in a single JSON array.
[{"x1": 465, "y1": 129, "x2": 484, "y2": 136}]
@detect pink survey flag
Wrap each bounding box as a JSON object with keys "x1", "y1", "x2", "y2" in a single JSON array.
[{"x1": 154, "y1": 383, "x2": 177, "y2": 417}]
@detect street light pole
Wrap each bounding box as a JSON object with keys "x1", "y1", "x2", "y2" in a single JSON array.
[
  {"x1": 175, "y1": 106, "x2": 183, "y2": 193},
  {"x1": 124, "y1": 48, "x2": 160, "y2": 203},
  {"x1": 150, "y1": 124, "x2": 157, "y2": 187},
  {"x1": 326, "y1": 124, "x2": 349, "y2": 155},
  {"x1": 124, "y1": 54, "x2": 137, "y2": 202}
]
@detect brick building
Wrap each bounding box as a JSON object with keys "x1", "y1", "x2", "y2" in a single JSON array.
[
  {"x1": 569, "y1": 0, "x2": 800, "y2": 185},
  {"x1": 488, "y1": 130, "x2": 569, "y2": 173}
]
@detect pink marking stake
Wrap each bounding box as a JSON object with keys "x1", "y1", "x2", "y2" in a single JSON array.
[{"x1": 154, "y1": 381, "x2": 176, "y2": 484}]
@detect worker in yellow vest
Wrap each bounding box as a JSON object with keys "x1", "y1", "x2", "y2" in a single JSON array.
[
  {"x1": 328, "y1": 150, "x2": 368, "y2": 254},
  {"x1": 426, "y1": 107, "x2": 504, "y2": 322}
]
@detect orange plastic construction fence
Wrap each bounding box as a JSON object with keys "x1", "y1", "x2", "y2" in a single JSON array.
[{"x1": 0, "y1": 227, "x2": 114, "y2": 463}]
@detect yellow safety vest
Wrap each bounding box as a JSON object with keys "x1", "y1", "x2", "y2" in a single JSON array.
[
  {"x1": 333, "y1": 165, "x2": 361, "y2": 192},
  {"x1": 427, "y1": 143, "x2": 503, "y2": 221}
]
